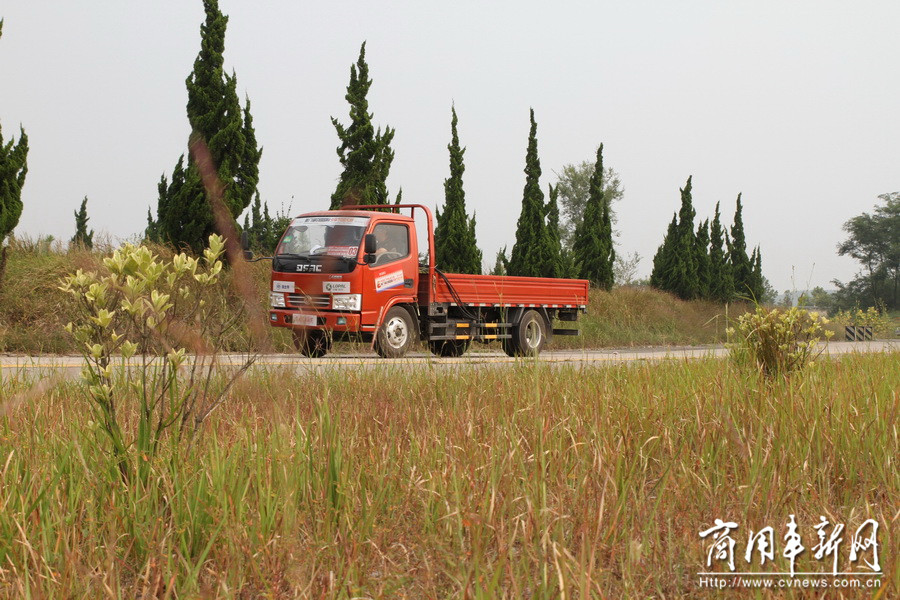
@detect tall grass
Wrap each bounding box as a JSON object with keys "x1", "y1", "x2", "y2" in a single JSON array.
[
  {"x1": 550, "y1": 285, "x2": 751, "y2": 349},
  {"x1": 1, "y1": 353, "x2": 896, "y2": 597},
  {"x1": 0, "y1": 240, "x2": 293, "y2": 354}
]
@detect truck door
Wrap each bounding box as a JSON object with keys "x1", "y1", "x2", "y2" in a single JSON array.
[{"x1": 362, "y1": 222, "x2": 418, "y2": 323}]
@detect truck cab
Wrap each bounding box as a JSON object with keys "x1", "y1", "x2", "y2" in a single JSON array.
[
  {"x1": 267, "y1": 210, "x2": 421, "y2": 356},
  {"x1": 265, "y1": 204, "x2": 588, "y2": 358}
]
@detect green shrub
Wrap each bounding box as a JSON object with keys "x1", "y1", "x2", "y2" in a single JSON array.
[
  {"x1": 727, "y1": 306, "x2": 833, "y2": 376},
  {"x1": 59, "y1": 234, "x2": 255, "y2": 484},
  {"x1": 832, "y1": 305, "x2": 892, "y2": 337}
]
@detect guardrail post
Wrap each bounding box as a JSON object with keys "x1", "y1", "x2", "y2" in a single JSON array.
[{"x1": 844, "y1": 325, "x2": 874, "y2": 341}]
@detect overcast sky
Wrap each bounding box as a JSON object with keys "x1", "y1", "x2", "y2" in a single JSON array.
[{"x1": 2, "y1": 0, "x2": 897, "y2": 292}]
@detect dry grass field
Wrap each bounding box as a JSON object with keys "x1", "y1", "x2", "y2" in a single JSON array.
[{"x1": 1, "y1": 352, "x2": 896, "y2": 598}]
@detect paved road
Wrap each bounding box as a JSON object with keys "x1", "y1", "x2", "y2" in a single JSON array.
[{"x1": 1, "y1": 340, "x2": 895, "y2": 377}]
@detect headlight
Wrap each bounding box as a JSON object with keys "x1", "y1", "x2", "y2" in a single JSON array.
[
  {"x1": 331, "y1": 294, "x2": 361, "y2": 311},
  {"x1": 269, "y1": 292, "x2": 286, "y2": 308}
]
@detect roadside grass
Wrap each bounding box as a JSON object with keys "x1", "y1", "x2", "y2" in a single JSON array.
[
  {"x1": 1, "y1": 352, "x2": 896, "y2": 597},
  {"x1": 0, "y1": 240, "x2": 294, "y2": 354},
  {"x1": 549, "y1": 285, "x2": 752, "y2": 349}
]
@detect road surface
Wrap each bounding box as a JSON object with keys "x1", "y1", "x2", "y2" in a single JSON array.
[{"x1": 1, "y1": 340, "x2": 895, "y2": 378}]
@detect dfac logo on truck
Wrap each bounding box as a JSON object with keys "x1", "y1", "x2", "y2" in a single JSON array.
[{"x1": 296, "y1": 264, "x2": 322, "y2": 272}]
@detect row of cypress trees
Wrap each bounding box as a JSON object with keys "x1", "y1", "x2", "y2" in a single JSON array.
[
  {"x1": 503, "y1": 112, "x2": 615, "y2": 288},
  {"x1": 139, "y1": 2, "x2": 762, "y2": 302},
  {"x1": 139, "y1": 1, "x2": 614, "y2": 282},
  {"x1": 650, "y1": 178, "x2": 764, "y2": 301}
]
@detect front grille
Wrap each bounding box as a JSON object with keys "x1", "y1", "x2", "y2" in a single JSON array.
[{"x1": 287, "y1": 293, "x2": 331, "y2": 309}]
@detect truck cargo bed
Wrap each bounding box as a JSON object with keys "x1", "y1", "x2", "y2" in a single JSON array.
[{"x1": 430, "y1": 272, "x2": 589, "y2": 308}]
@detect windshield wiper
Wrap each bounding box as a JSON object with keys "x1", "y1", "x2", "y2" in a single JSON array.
[
  {"x1": 276, "y1": 253, "x2": 308, "y2": 259},
  {"x1": 335, "y1": 255, "x2": 361, "y2": 266}
]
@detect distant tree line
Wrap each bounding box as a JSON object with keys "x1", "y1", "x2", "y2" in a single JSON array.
[
  {"x1": 133, "y1": 5, "x2": 763, "y2": 300},
  {"x1": 784, "y1": 190, "x2": 897, "y2": 313},
  {"x1": 650, "y1": 181, "x2": 764, "y2": 302},
  {"x1": 831, "y1": 192, "x2": 899, "y2": 311}
]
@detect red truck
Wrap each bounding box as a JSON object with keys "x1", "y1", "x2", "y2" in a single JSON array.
[{"x1": 255, "y1": 204, "x2": 588, "y2": 358}]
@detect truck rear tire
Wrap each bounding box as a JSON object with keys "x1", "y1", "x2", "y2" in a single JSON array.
[
  {"x1": 293, "y1": 329, "x2": 331, "y2": 358},
  {"x1": 428, "y1": 338, "x2": 470, "y2": 357},
  {"x1": 503, "y1": 309, "x2": 546, "y2": 357},
  {"x1": 375, "y1": 306, "x2": 414, "y2": 358}
]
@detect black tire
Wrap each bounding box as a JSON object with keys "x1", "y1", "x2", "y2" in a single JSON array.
[
  {"x1": 292, "y1": 329, "x2": 332, "y2": 358},
  {"x1": 375, "y1": 306, "x2": 415, "y2": 358},
  {"x1": 503, "y1": 309, "x2": 546, "y2": 357},
  {"x1": 428, "y1": 338, "x2": 470, "y2": 357}
]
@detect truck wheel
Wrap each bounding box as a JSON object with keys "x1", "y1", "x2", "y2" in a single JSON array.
[
  {"x1": 375, "y1": 306, "x2": 414, "y2": 358},
  {"x1": 293, "y1": 329, "x2": 331, "y2": 358},
  {"x1": 504, "y1": 309, "x2": 546, "y2": 357},
  {"x1": 428, "y1": 338, "x2": 470, "y2": 357}
]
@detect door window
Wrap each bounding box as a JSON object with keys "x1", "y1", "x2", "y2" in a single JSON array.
[{"x1": 371, "y1": 223, "x2": 409, "y2": 266}]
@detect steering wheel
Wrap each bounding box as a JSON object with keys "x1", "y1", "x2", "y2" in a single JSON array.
[{"x1": 374, "y1": 251, "x2": 403, "y2": 265}]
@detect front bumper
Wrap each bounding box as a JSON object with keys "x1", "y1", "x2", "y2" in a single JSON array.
[{"x1": 269, "y1": 309, "x2": 362, "y2": 332}]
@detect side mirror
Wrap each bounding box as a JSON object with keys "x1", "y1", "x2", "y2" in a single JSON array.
[{"x1": 363, "y1": 233, "x2": 377, "y2": 264}]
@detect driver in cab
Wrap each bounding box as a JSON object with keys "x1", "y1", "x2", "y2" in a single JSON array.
[{"x1": 374, "y1": 227, "x2": 400, "y2": 263}]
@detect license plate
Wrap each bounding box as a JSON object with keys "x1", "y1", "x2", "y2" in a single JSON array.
[{"x1": 292, "y1": 313, "x2": 317, "y2": 327}]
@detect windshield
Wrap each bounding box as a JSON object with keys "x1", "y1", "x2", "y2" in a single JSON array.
[{"x1": 276, "y1": 216, "x2": 369, "y2": 259}]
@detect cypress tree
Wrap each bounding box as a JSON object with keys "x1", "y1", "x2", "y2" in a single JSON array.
[
  {"x1": 243, "y1": 192, "x2": 266, "y2": 252},
  {"x1": 249, "y1": 192, "x2": 264, "y2": 243},
  {"x1": 145, "y1": 208, "x2": 159, "y2": 243},
  {"x1": 694, "y1": 219, "x2": 710, "y2": 299},
  {"x1": 650, "y1": 215, "x2": 677, "y2": 289},
  {"x1": 243, "y1": 192, "x2": 291, "y2": 254},
  {"x1": 672, "y1": 176, "x2": 699, "y2": 299},
  {"x1": 650, "y1": 177, "x2": 700, "y2": 299},
  {"x1": 0, "y1": 20, "x2": 29, "y2": 287},
  {"x1": 0, "y1": 127, "x2": 28, "y2": 245},
  {"x1": 508, "y1": 109, "x2": 549, "y2": 277},
  {"x1": 330, "y1": 42, "x2": 395, "y2": 209},
  {"x1": 559, "y1": 248, "x2": 577, "y2": 279},
  {"x1": 750, "y1": 246, "x2": 764, "y2": 301},
  {"x1": 71, "y1": 196, "x2": 94, "y2": 249},
  {"x1": 543, "y1": 183, "x2": 563, "y2": 278},
  {"x1": 150, "y1": 0, "x2": 261, "y2": 253},
  {"x1": 598, "y1": 193, "x2": 616, "y2": 290},
  {"x1": 434, "y1": 107, "x2": 482, "y2": 274},
  {"x1": 573, "y1": 144, "x2": 615, "y2": 288},
  {"x1": 491, "y1": 246, "x2": 509, "y2": 276},
  {"x1": 729, "y1": 193, "x2": 753, "y2": 298},
  {"x1": 555, "y1": 160, "x2": 624, "y2": 249},
  {"x1": 708, "y1": 201, "x2": 734, "y2": 302}
]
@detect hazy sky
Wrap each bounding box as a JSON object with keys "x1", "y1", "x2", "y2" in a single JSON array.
[{"x1": 2, "y1": 1, "x2": 897, "y2": 292}]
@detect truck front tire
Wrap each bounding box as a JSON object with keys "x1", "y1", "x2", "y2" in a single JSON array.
[
  {"x1": 503, "y1": 309, "x2": 546, "y2": 357},
  {"x1": 375, "y1": 306, "x2": 415, "y2": 358}
]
